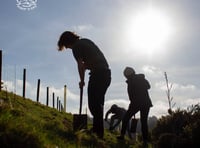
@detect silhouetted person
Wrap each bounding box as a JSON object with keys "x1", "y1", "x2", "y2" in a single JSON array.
[
  {"x1": 118, "y1": 67, "x2": 152, "y2": 146},
  {"x1": 57, "y1": 31, "x2": 111, "y2": 138},
  {"x1": 105, "y1": 104, "x2": 133, "y2": 138},
  {"x1": 105, "y1": 104, "x2": 126, "y2": 130}
]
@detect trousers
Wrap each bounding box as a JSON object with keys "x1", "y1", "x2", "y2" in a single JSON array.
[
  {"x1": 121, "y1": 103, "x2": 150, "y2": 142},
  {"x1": 88, "y1": 69, "x2": 111, "y2": 138}
]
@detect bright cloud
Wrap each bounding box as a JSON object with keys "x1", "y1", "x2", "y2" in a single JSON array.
[
  {"x1": 142, "y1": 65, "x2": 163, "y2": 76},
  {"x1": 72, "y1": 24, "x2": 94, "y2": 33}
]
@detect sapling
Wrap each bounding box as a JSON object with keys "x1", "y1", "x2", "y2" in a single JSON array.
[{"x1": 164, "y1": 72, "x2": 175, "y2": 115}]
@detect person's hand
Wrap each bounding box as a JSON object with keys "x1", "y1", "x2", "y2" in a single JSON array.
[{"x1": 79, "y1": 81, "x2": 85, "y2": 89}]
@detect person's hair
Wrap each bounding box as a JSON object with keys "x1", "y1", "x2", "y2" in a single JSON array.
[
  {"x1": 57, "y1": 31, "x2": 80, "y2": 51},
  {"x1": 123, "y1": 67, "x2": 135, "y2": 78},
  {"x1": 111, "y1": 104, "x2": 118, "y2": 110}
]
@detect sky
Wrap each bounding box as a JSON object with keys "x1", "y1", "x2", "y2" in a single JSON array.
[{"x1": 0, "y1": 0, "x2": 200, "y2": 118}]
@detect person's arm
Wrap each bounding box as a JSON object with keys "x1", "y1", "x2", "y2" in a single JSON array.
[
  {"x1": 111, "y1": 109, "x2": 123, "y2": 129},
  {"x1": 105, "y1": 109, "x2": 112, "y2": 121},
  {"x1": 77, "y1": 58, "x2": 86, "y2": 89},
  {"x1": 145, "y1": 79, "x2": 151, "y2": 89},
  {"x1": 127, "y1": 80, "x2": 135, "y2": 102},
  {"x1": 141, "y1": 74, "x2": 151, "y2": 89}
]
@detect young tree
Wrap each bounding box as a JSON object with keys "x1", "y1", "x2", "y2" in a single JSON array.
[{"x1": 164, "y1": 72, "x2": 175, "y2": 115}]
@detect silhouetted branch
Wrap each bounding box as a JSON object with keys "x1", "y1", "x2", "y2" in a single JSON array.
[{"x1": 164, "y1": 72, "x2": 175, "y2": 115}]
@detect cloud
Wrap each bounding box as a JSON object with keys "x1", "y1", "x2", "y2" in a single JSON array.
[
  {"x1": 154, "y1": 79, "x2": 200, "y2": 110},
  {"x1": 173, "y1": 83, "x2": 196, "y2": 91},
  {"x1": 151, "y1": 100, "x2": 169, "y2": 117},
  {"x1": 155, "y1": 80, "x2": 197, "y2": 93},
  {"x1": 2, "y1": 72, "x2": 199, "y2": 118},
  {"x1": 72, "y1": 24, "x2": 94, "y2": 32},
  {"x1": 142, "y1": 65, "x2": 163, "y2": 76},
  {"x1": 105, "y1": 99, "x2": 129, "y2": 109}
]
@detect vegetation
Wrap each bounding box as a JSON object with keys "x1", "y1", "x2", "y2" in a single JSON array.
[
  {"x1": 150, "y1": 72, "x2": 200, "y2": 147},
  {"x1": 2, "y1": 89, "x2": 199, "y2": 148},
  {"x1": 152, "y1": 104, "x2": 200, "y2": 148},
  {"x1": 0, "y1": 90, "x2": 150, "y2": 148}
]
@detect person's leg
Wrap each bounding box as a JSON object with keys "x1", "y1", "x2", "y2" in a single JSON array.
[
  {"x1": 119, "y1": 104, "x2": 138, "y2": 138},
  {"x1": 140, "y1": 107, "x2": 150, "y2": 143},
  {"x1": 88, "y1": 70, "x2": 111, "y2": 138},
  {"x1": 88, "y1": 77, "x2": 103, "y2": 138},
  {"x1": 110, "y1": 114, "x2": 117, "y2": 130},
  {"x1": 127, "y1": 120, "x2": 133, "y2": 139}
]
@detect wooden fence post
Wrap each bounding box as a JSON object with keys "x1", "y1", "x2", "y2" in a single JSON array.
[
  {"x1": 22, "y1": 68, "x2": 26, "y2": 98},
  {"x1": 46, "y1": 87, "x2": 49, "y2": 106},
  {"x1": 57, "y1": 96, "x2": 59, "y2": 110},
  {"x1": 61, "y1": 104, "x2": 64, "y2": 112},
  {"x1": 36, "y1": 79, "x2": 40, "y2": 102},
  {"x1": 64, "y1": 85, "x2": 67, "y2": 112},
  {"x1": 59, "y1": 100, "x2": 61, "y2": 111},
  {"x1": 52, "y1": 92, "x2": 55, "y2": 108}
]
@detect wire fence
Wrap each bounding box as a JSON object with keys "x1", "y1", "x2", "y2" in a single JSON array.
[{"x1": 0, "y1": 50, "x2": 67, "y2": 112}]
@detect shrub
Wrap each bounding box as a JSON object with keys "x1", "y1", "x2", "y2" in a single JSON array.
[{"x1": 152, "y1": 103, "x2": 200, "y2": 147}]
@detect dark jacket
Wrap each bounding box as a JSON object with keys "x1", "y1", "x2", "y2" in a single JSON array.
[
  {"x1": 72, "y1": 38, "x2": 109, "y2": 71},
  {"x1": 126, "y1": 74, "x2": 153, "y2": 109},
  {"x1": 105, "y1": 105, "x2": 126, "y2": 121}
]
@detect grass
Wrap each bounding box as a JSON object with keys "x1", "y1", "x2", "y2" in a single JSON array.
[{"x1": 0, "y1": 90, "x2": 151, "y2": 148}]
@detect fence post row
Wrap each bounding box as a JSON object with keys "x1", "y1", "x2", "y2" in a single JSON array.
[{"x1": 1, "y1": 50, "x2": 67, "y2": 112}]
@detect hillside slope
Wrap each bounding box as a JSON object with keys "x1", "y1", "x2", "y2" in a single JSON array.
[{"x1": 0, "y1": 91, "x2": 144, "y2": 148}]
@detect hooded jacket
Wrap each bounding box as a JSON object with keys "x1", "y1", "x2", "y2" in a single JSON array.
[{"x1": 126, "y1": 74, "x2": 153, "y2": 109}]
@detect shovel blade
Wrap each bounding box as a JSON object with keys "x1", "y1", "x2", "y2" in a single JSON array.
[{"x1": 73, "y1": 114, "x2": 87, "y2": 131}]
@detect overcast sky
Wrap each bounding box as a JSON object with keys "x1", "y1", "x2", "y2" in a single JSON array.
[{"x1": 1, "y1": 0, "x2": 200, "y2": 118}]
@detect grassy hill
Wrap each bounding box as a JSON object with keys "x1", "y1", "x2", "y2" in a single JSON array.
[{"x1": 0, "y1": 90, "x2": 148, "y2": 148}]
